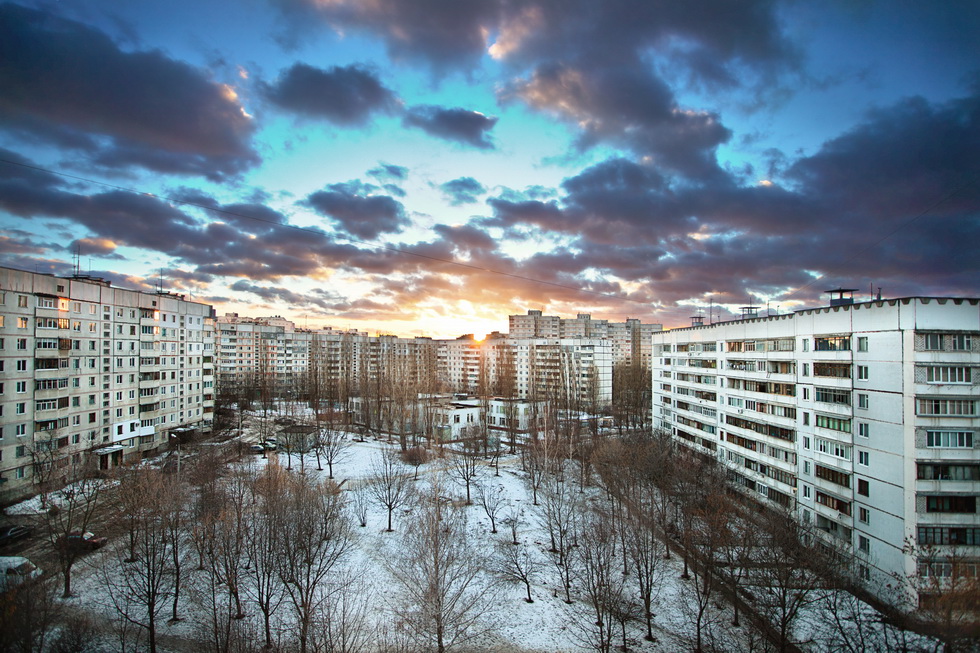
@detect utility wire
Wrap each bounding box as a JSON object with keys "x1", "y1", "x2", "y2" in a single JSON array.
[{"x1": 0, "y1": 156, "x2": 649, "y2": 305}]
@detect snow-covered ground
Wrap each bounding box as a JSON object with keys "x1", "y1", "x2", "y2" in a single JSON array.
[{"x1": 4, "y1": 408, "x2": 941, "y2": 652}]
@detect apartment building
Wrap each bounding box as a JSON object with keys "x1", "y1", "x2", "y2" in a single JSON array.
[
  {"x1": 0, "y1": 267, "x2": 215, "y2": 505},
  {"x1": 216, "y1": 315, "x2": 438, "y2": 398},
  {"x1": 509, "y1": 310, "x2": 661, "y2": 367},
  {"x1": 651, "y1": 296, "x2": 980, "y2": 606},
  {"x1": 437, "y1": 336, "x2": 613, "y2": 406}
]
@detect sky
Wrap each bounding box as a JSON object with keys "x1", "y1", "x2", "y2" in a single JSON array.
[{"x1": 1, "y1": 0, "x2": 978, "y2": 339}]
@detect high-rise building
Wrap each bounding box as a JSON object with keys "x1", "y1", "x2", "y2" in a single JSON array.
[
  {"x1": 508, "y1": 310, "x2": 662, "y2": 367},
  {"x1": 0, "y1": 266, "x2": 215, "y2": 504},
  {"x1": 651, "y1": 296, "x2": 980, "y2": 606}
]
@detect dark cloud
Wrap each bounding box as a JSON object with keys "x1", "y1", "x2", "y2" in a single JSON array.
[
  {"x1": 505, "y1": 62, "x2": 731, "y2": 179},
  {"x1": 261, "y1": 63, "x2": 398, "y2": 125},
  {"x1": 438, "y1": 177, "x2": 487, "y2": 205},
  {"x1": 270, "y1": 0, "x2": 795, "y2": 180},
  {"x1": 403, "y1": 106, "x2": 497, "y2": 149},
  {"x1": 269, "y1": 0, "x2": 500, "y2": 72},
  {"x1": 229, "y1": 279, "x2": 339, "y2": 313},
  {"x1": 0, "y1": 3, "x2": 258, "y2": 181},
  {"x1": 367, "y1": 162, "x2": 409, "y2": 181},
  {"x1": 301, "y1": 180, "x2": 408, "y2": 239}
]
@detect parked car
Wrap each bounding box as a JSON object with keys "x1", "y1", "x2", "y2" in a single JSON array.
[
  {"x1": 249, "y1": 444, "x2": 266, "y2": 454},
  {"x1": 58, "y1": 531, "x2": 108, "y2": 551},
  {"x1": 0, "y1": 525, "x2": 33, "y2": 546},
  {"x1": 0, "y1": 556, "x2": 42, "y2": 593},
  {"x1": 262, "y1": 439, "x2": 278, "y2": 451}
]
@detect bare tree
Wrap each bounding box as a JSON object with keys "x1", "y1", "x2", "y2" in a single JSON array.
[
  {"x1": 503, "y1": 504, "x2": 523, "y2": 546},
  {"x1": 576, "y1": 507, "x2": 627, "y2": 653},
  {"x1": 45, "y1": 462, "x2": 107, "y2": 598},
  {"x1": 753, "y1": 509, "x2": 834, "y2": 653},
  {"x1": 107, "y1": 469, "x2": 178, "y2": 653},
  {"x1": 495, "y1": 540, "x2": 541, "y2": 603},
  {"x1": 476, "y1": 482, "x2": 505, "y2": 534},
  {"x1": 903, "y1": 540, "x2": 980, "y2": 651},
  {"x1": 319, "y1": 425, "x2": 351, "y2": 480},
  {"x1": 369, "y1": 448, "x2": 411, "y2": 532},
  {"x1": 403, "y1": 445, "x2": 428, "y2": 481},
  {"x1": 245, "y1": 463, "x2": 288, "y2": 651},
  {"x1": 273, "y1": 474, "x2": 354, "y2": 653},
  {"x1": 0, "y1": 574, "x2": 61, "y2": 653},
  {"x1": 537, "y1": 457, "x2": 581, "y2": 604},
  {"x1": 449, "y1": 439, "x2": 482, "y2": 505},
  {"x1": 311, "y1": 568, "x2": 373, "y2": 653},
  {"x1": 388, "y1": 478, "x2": 492, "y2": 652},
  {"x1": 349, "y1": 484, "x2": 371, "y2": 528}
]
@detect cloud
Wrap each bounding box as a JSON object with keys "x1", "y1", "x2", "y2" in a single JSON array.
[
  {"x1": 438, "y1": 177, "x2": 487, "y2": 205},
  {"x1": 0, "y1": 4, "x2": 258, "y2": 181},
  {"x1": 367, "y1": 162, "x2": 409, "y2": 181},
  {"x1": 403, "y1": 106, "x2": 497, "y2": 149},
  {"x1": 504, "y1": 62, "x2": 731, "y2": 180},
  {"x1": 300, "y1": 180, "x2": 409, "y2": 239},
  {"x1": 261, "y1": 63, "x2": 398, "y2": 125},
  {"x1": 268, "y1": 0, "x2": 499, "y2": 72}
]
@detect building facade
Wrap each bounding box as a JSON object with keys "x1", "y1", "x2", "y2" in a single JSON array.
[
  {"x1": 0, "y1": 267, "x2": 215, "y2": 504},
  {"x1": 652, "y1": 297, "x2": 980, "y2": 605},
  {"x1": 509, "y1": 310, "x2": 662, "y2": 367}
]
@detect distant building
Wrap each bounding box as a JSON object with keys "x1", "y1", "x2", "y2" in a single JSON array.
[
  {"x1": 652, "y1": 296, "x2": 980, "y2": 607},
  {"x1": 0, "y1": 266, "x2": 215, "y2": 504},
  {"x1": 509, "y1": 310, "x2": 662, "y2": 367}
]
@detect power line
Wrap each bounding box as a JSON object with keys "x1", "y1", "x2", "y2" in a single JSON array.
[{"x1": 0, "y1": 156, "x2": 650, "y2": 305}]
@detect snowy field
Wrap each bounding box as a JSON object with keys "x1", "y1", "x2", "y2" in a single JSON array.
[{"x1": 4, "y1": 407, "x2": 941, "y2": 652}]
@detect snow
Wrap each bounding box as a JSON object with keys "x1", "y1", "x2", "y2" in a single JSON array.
[{"x1": 6, "y1": 407, "x2": 941, "y2": 652}]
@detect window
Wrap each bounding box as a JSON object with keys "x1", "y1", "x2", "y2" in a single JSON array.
[
  {"x1": 816, "y1": 414, "x2": 851, "y2": 433},
  {"x1": 926, "y1": 496, "x2": 976, "y2": 514},
  {"x1": 15, "y1": 424, "x2": 26, "y2": 436},
  {"x1": 858, "y1": 365, "x2": 869, "y2": 380},
  {"x1": 927, "y1": 366, "x2": 972, "y2": 384},
  {"x1": 858, "y1": 451, "x2": 869, "y2": 466},
  {"x1": 803, "y1": 461, "x2": 811, "y2": 475},
  {"x1": 18, "y1": 295, "x2": 27, "y2": 307},
  {"x1": 815, "y1": 336, "x2": 850, "y2": 351},
  {"x1": 951, "y1": 334, "x2": 972, "y2": 351},
  {"x1": 802, "y1": 485, "x2": 811, "y2": 499},
  {"x1": 917, "y1": 463, "x2": 980, "y2": 481},
  {"x1": 857, "y1": 479, "x2": 869, "y2": 497},
  {"x1": 816, "y1": 387, "x2": 851, "y2": 405},
  {"x1": 15, "y1": 381, "x2": 26, "y2": 393},
  {"x1": 803, "y1": 412, "x2": 810, "y2": 426},
  {"x1": 858, "y1": 394, "x2": 869, "y2": 409},
  {"x1": 802, "y1": 363, "x2": 809, "y2": 376},
  {"x1": 16, "y1": 338, "x2": 27, "y2": 349},
  {"x1": 859, "y1": 507, "x2": 870, "y2": 524},
  {"x1": 15, "y1": 402, "x2": 26, "y2": 415},
  {"x1": 802, "y1": 387, "x2": 810, "y2": 400},
  {"x1": 858, "y1": 535, "x2": 870, "y2": 554},
  {"x1": 857, "y1": 337, "x2": 869, "y2": 352},
  {"x1": 924, "y1": 333, "x2": 943, "y2": 350},
  {"x1": 917, "y1": 399, "x2": 975, "y2": 416},
  {"x1": 925, "y1": 431, "x2": 974, "y2": 448},
  {"x1": 858, "y1": 423, "x2": 870, "y2": 438}
]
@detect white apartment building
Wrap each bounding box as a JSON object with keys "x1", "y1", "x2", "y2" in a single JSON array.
[
  {"x1": 216, "y1": 315, "x2": 438, "y2": 399},
  {"x1": 652, "y1": 296, "x2": 980, "y2": 606},
  {"x1": 437, "y1": 336, "x2": 613, "y2": 406},
  {"x1": 0, "y1": 267, "x2": 215, "y2": 505},
  {"x1": 509, "y1": 310, "x2": 661, "y2": 367}
]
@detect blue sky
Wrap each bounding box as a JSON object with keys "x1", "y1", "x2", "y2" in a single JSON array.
[{"x1": 1, "y1": 0, "x2": 978, "y2": 338}]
